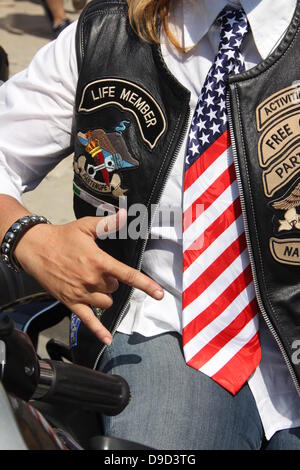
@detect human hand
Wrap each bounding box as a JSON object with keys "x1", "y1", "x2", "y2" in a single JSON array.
[{"x1": 14, "y1": 209, "x2": 164, "y2": 345}]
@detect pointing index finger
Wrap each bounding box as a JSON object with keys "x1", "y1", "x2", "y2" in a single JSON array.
[{"x1": 108, "y1": 257, "x2": 164, "y2": 300}]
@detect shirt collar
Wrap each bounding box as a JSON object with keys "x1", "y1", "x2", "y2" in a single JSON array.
[{"x1": 169, "y1": 0, "x2": 297, "y2": 59}]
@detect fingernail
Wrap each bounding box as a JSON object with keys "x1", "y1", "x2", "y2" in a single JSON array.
[
  {"x1": 153, "y1": 289, "x2": 164, "y2": 300},
  {"x1": 103, "y1": 336, "x2": 112, "y2": 346},
  {"x1": 109, "y1": 278, "x2": 119, "y2": 291}
]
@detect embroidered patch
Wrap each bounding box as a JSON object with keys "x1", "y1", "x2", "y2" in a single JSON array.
[
  {"x1": 256, "y1": 85, "x2": 300, "y2": 266},
  {"x1": 78, "y1": 78, "x2": 166, "y2": 149},
  {"x1": 74, "y1": 121, "x2": 139, "y2": 199},
  {"x1": 73, "y1": 182, "x2": 118, "y2": 214},
  {"x1": 272, "y1": 182, "x2": 300, "y2": 231},
  {"x1": 256, "y1": 84, "x2": 300, "y2": 131},
  {"x1": 70, "y1": 313, "x2": 81, "y2": 348},
  {"x1": 269, "y1": 237, "x2": 300, "y2": 265},
  {"x1": 262, "y1": 143, "x2": 300, "y2": 198}
]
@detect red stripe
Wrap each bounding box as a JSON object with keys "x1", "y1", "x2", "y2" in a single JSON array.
[
  {"x1": 182, "y1": 264, "x2": 253, "y2": 345},
  {"x1": 184, "y1": 130, "x2": 230, "y2": 190},
  {"x1": 211, "y1": 332, "x2": 261, "y2": 395},
  {"x1": 183, "y1": 233, "x2": 247, "y2": 308},
  {"x1": 186, "y1": 298, "x2": 258, "y2": 370},
  {"x1": 183, "y1": 163, "x2": 236, "y2": 231},
  {"x1": 183, "y1": 197, "x2": 242, "y2": 270}
]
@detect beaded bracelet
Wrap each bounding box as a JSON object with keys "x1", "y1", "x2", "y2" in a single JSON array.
[{"x1": 0, "y1": 215, "x2": 50, "y2": 272}]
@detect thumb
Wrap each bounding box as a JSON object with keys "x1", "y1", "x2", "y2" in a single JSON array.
[{"x1": 96, "y1": 208, "x2": 127, "y2": 239}]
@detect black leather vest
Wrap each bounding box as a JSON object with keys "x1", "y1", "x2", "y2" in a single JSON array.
[
  {"x1": 72, "y1": 0, "x2": 300, "y2": 396},
  {"x1": 228, "y1": 4, "x2": 300, "y2": 394}
]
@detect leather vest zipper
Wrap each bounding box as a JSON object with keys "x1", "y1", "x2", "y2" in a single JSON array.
[{"x1": 226, "y1": 90, "x2": 300, "y2": 396}]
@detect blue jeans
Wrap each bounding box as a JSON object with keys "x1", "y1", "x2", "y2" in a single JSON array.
[{"x1": 98, "y1": 332, "x2": 300, "y2": 450}]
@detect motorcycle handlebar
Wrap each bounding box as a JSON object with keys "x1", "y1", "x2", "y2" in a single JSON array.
[
  {"x1": 0, "y1": 316, "x2": 130, "y2": 416},
  {"x1": 33, "y1": 359, "x2": 130, "y2": 416}
]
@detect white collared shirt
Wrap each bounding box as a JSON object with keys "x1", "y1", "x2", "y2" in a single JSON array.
[{"x1": 0, "y1": 0, "x2": 300, "y2": 441}]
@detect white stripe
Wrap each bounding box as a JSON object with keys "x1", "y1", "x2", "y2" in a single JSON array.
[
  {"x1": 183, "y1": 248, "x2": 250, "y2": 327},
  {"x1": 198, "y1": 314, "x2": 259, "y2": 377},
  {"x1": 183, "y1": 214, "x2": 244, "y2": 290},
  {"x1": 183, "y1": 282, "x2": 256, "y2": 362},
  {"x1": 183, "y1": 180, "x2": 239, "y2": 252},
  {"x1": 183, "y1": 147, "x2": 233, "y2": 212}
]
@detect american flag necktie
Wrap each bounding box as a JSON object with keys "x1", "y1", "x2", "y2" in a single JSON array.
[{"x1": 182, "y1": 6, "x2": 261, "y2": 395}]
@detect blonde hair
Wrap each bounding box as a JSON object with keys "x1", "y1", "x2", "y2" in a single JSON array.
[{"x1": 126, "y1": 0, "x2": 182, "y2": 50}]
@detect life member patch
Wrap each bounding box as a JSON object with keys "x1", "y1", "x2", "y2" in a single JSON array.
[
  {"x1": 78, "y1": 78, "x2": 166, "y2": 150},
  {"x1": 256, "y1": 84, "x2": 300, "y2": 266}
]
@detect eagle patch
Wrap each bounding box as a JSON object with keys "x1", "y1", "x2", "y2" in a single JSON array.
[{"x1": 74, "y1": 121, "x2": 139, "y2": 199}]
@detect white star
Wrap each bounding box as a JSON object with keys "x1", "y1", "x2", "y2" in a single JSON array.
[
  {"x1": 196, "y1": 105, "x2": 204, "y2": 117},
  {"x1": 225, "y1": 49, "x2": 236, "y2": 60},
  {"x1": 205, "y1": 93, "x2": 214, "y2": 107},
  {"x1": 205, "y1": 81, "x2": 213, "y2": 92},
  {"x1": 189, "y1": 142, "x2": 199, "y2": 156},
  {"x1": 185, "y1": 155, "x2": 190, "y2": 165},
  {"x1": 234, "y1": 38, "x2": 242, "y2": 48},
  {"x1": 226, "y1": 16, "x2": 236, "y2": 28},
  {"x1": 237, "y1": 25, "x2": 248, "y2": 36},
  {"x1": 218, "y1": 98, "x2": 226, "y2": 111},
  {"x1": 224, "y1": 30, "x2": 235, "y2": 41},
  {"x1": 227, "y1": 62, "x2": 235, "y2": 73},
  {"x1": 221, "y1": 43, "x2": 231, "y2": 50},
  {"x1": 238, "y1": 53, "x2": 245, "y2": 64},
  {"x1": 215, "y1": 57, "x2": 223, "y2": 69},
  {"x1": 215, "y1": 69, "x2": 225, "y2": 83},
  {"x1": 210, "y1": 122, "x2": 220, "y2": 135},
  {"x1": 189, "y1": 129, "x2": 196, "y2": 141},
  {"x1": 215, "y1": 83, "x2": 225, "y2": 97},
  {"x1": 227, "y1": 17, "x2": 236, "y2": 27},
  {"x1": 207, "y1": 108, "x2": 217, "y2": 121},
  {"x1": 234, "y1": 65, "x2": 240, "y2": 74},
  {"x1": 220, "y1": 113, "x2": 227, "y2": 125},
  {"x1": 199, "y1": 133, "x2": 210, "y2": 145},
  {"x1": 196, "y1": 119, "x2": 206, "y2": 131}
]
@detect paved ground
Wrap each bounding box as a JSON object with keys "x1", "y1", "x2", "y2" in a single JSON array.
[
  {"x1": 0, "y1": 0, "x2": 79, "y2": 224},
  {"x1": 0, "y1": 0, "x2": 81, "y2": 355}
]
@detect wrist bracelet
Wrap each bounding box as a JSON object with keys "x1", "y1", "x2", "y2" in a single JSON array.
[{"x1": 0, "y1": 215, "x2": 50, "y2": 272}]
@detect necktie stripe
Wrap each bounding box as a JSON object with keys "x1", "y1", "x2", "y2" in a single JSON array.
[
  {"x1": 183, "y1": 197, "x2": 242, "y2": 270},
  {"x1": 183, "y1": 180, "x2": 239, "y2": 252},
  {"x1": 198, "y1": 315, "x2": 259, "y2": 377},
  {"x1": 183, "y1": 214, "x2": 244, "y2": 287},
  {"x1": 183, "y1": 284, "x2": 256, "y2": 359},
  {"x1": 185, "y1": 298, "x2": 258, "y2": 369},
  {"x1": 183, "y1": 161, "x2": 236, "y2": 231},
  {"x1": 183, "y1": 145, "x2": 232, "y2": 212},
  {"x1": 211, "y1": 333, "x2": 261, "y2": 395},
  {"x1": 183, "y1": 232, "x2": 247, "y2": 305},
  {"x1": 183, "y1": 130, "x2": 230, "y2": 193},
  {"x1": 182, "y1": 6, "x2": 260, "y2": 394},
  {"x1": 183, "y1": 265, "x2": 254, "y2": 344},
  {"x1": 183, "y1": 248, "x2": 251, "y2": 323}
]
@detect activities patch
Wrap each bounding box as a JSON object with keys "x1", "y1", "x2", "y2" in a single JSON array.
[
  {"x1": 78, "y1": 78, "x2": 167, "y2": 150},
  {"x1": 256, "y1": 84, "x2": 300, "y2": 266}
]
